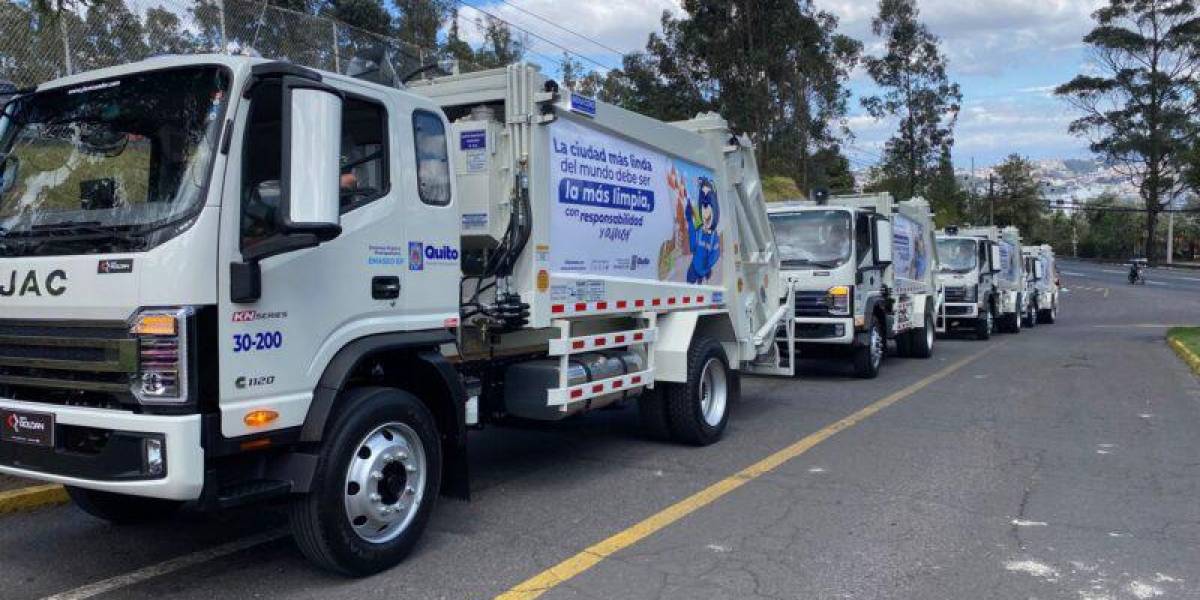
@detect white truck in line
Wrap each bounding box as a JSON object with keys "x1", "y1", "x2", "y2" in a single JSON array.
[
  {"x1": 0, "y1": 55, "x2": 795, "y2": 575},
  {"x1": 767, "y1": 194, "x2": 941, "y2": 378},
  {"x1": 935, "y1": 225, "x2": 1031, "y2": 338},
  {"x1": 1022, "y1": 244, "x2": 1059, "y2": 324}
]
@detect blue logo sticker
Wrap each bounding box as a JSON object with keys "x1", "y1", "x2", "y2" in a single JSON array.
[
  {"x1": 408, "y1": 242, "x2": 424, "y2": 271},
  {"x1": 460, "y1": 130, "x2": 486, "y2": 150},
  {"x1": 570, "y1": 93, "x2": 596, "y2": 117}
]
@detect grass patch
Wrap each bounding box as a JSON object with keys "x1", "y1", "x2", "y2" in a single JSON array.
[{"x1": 1167, "y1": 327, "x2": 1200, "y2": 375}]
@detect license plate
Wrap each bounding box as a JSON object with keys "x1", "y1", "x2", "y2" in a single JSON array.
[{"x1": 0, "y1": 409, "x2": 55, "y2": 447}]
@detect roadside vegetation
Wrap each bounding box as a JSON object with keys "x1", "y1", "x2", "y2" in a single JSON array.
[{"x1": 1167, "y1": 327, "x2": 1200, "y2": 375}]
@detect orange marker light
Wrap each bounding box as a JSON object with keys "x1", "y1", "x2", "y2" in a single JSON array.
[
  {"x1": 132, "y1": 314, "x2": 177, "y2": 336},
  {"x1": 244, "y1": 410, "x2": 279, "y2": 428}
]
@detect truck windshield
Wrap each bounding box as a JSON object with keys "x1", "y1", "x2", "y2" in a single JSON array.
[
  {"x1": 0, "y1": 66, "x2": 229, "y2": 256},
  {"x1": 770, "y1": 210, "x2": 852, "y2": 268},
  {"x1": 937, "y1": 238, "x2": 977, "y2": 273}
]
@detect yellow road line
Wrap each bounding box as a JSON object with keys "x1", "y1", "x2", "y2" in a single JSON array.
[
  {"x1": 495, "y1": 345, "x2": 1001, "y2": 600},
  {"x1": 0, "y1": 484, "x2": 68, "y2": 515},
  {"x1": 1169, "y1": 338, "x2": 1200, "y2": 376}
]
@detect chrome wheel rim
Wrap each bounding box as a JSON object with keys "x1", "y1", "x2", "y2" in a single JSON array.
[
  {"x1": 699, "y1": 358, "x2": 728, "y2": 427},
  {"x1": 986, "y1": 310, "x2": 994, "y2": 334},
  {"x1": 343, "y1": 422, "x2": 427, "y2": 544},
  {"x1": 925, "y1": 321, "x2": 934, "y2": 349}
]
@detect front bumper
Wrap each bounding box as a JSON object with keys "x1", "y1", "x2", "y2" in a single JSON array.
[
  {"x1": 0, "y1": 398, "x2": 204, "y2": 500},
  {"x1": 787, "y1": 317, "x2": 855, "y2": 344}
]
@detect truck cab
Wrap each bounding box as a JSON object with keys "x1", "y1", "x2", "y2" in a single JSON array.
[
  {"x1": 768, "y1": 194, "x2": 940, "y2": 379},
  {"x1": 935, "y1": 225, "x2": 1031, "y2": 338},
  {"x1": 1022, "y1": 244, "x2": 1059, "y2": 324}
]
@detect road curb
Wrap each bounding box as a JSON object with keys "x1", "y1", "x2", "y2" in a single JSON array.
[
  {"x1": 1168, "y1": 336, "x2": 1200, "y2": 376},
  {"x1": 0, "y1": 484, "x2": 68, "y2": 515}
]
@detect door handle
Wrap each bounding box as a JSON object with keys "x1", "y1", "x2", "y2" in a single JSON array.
[{"x1": 372, "y1": 276, "x2": 400, "y2": 300}]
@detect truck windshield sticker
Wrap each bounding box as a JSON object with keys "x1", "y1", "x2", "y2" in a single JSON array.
[
  {"x1": 999, "y1": 241, "x2": 1018, "y2": 281},
  {"x1": 548, "y1": 119, "x2": 723, "y2": 284}
]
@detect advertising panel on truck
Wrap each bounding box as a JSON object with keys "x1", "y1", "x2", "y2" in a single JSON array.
[{"x1": 548, "y1": 119, "x2": 724, "y2": 285}]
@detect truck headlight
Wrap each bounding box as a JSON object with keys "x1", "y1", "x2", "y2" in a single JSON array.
[
  {"x1": 130, "y1": 307, "x2": 192, "y2": 405},
  {"x1": 826, "y1": 285, "x2": 851, "y2": 316}
]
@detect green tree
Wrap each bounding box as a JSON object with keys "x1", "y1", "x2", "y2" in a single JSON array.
[
  {"x1": 1079, "y1": 194, "x2": 1145, "y2": 258},
  {"x1": 144, "y1": 6, "x2": 199, "y2": 56},
  {"x1": 860, "y1": 0, "x2": 962, "y2": 201},
  {"x1": 327, "y1": 0, "x2": 393, "y2": 36},
  {"x1": 393, "y1": 0, "x2": 446, "y2": 51},
  {"x1": 472, "y1": 15, "x2": 525, "y2": 69},
  {"x1": 925, "y1": 148, "x2": 966, "y2": 226},
  {"x1": 1055, "y1": 0, "x2": 1200, "y2": 264},
  {"x1": 990, "y1": 154, "x2": 1045, "y2": 234}
]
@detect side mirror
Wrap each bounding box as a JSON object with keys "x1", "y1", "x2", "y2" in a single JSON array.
[
  {"x1": 1034, "y1": 261, "x2": 1045, "y2": 281},
  {"x1": 873, "y1": 217, "x2": 893, "y2": 266},
  {"x1": 280, "y1": 86, "x2": 343, "y2": 242},
  {"x1": 989, "y1": 244, "x2": 1002, "y2": 274},
  {"x1": 0, "y1": 156, "x2": 18, "y2": 195}
]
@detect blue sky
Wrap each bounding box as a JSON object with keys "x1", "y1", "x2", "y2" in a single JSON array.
[{"x1": 455, "y1": 0, "x2": 1103, "y2": 169}]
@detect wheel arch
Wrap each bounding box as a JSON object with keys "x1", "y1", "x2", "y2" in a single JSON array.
[{"x1": 299, "y1": 331, "x2": 470, "y2": 499}]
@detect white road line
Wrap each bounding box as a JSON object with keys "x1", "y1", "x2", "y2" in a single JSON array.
[
  {"x1": 40, "y1": 529, "x2": 288, "y2": 600},
  {"x1": 1101, "y1": 269, "x2": 1124, "y2": 274},
  {"x1": 1061, "y1": 271, "x2": 1087, "y2": 276},
  {"x1": 1147, "y1": 281, "x2": 1168, "y2": 286}
]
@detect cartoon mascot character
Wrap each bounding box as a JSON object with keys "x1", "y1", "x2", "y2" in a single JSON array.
[{"x1": 685, "y1": 176, "x2": 721, "y2": 284}]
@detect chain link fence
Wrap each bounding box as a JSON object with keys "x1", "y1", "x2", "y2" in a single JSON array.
[{"x1": 0, "y1": 0, "x2": 470, "y2": 88}]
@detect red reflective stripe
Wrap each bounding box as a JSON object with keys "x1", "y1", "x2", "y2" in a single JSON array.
[
  {"x1": 633, "y1": 332, "x2": 644, "y2": 341},
  {"x1": 682, "y1": 296, "x2": 691, "y2": 304},
  {"x1": 571, "y1": 340, "x2": 585, "y2": 350},
  {"x1": 635, "y1": 299, "x2": 646, "y2": 307},
  {"x1": 596, "y1": 301, "x2": 608, "y2": 310},
  {"x1": 594, "y1": 337, "x2": 607, "y2": 346},
  {"x1": 592, "y1": 384, "x2": 604, "y2": 393},
  {"x1": 612, "y1": 379, "x2": 623, "y2": 389},
  {"x1": 574, "y1": 302, "x2": 587, "y2": 312},
  {"x1": 616, "y1": 300, "x2": 628, "y2": 309},
  {"x1": 652, "y1": 298, "x2": 662, "y2": 306},
  {"x1": 697, "y1": 295, "x2": 705, "y2": 303},
  {"x1": 668, "y1": 297, "x2": 677, "y2": 305},
  {"x1": 614, "y1": 335, "x2": 626, "y2": 343},
  {"x1": 552, "y1": 304, "x2": 565, "y2": 314},
  {"x1": 570, "y1": 388, "x2": 583, "y2": 399},
  {"x1": 631, "y1": 375, "x2": 642, "y2": 384}
]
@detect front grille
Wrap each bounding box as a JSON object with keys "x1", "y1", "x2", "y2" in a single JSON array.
[
  {"x1": 796, "y1": 323, "x2": 843, "y2": 339},
  {"x1": 945, "y1": 286, "x2": 969, "y2": 303},
  {"x1": 945, "y1": 305, "x2": 973, "y2": 316},
  {"x1": 0, "y1": 319, "x2": 137, "y2": 408},
  {"x1": 794, "y1": 291, "x2": 831, "y2": 317}
]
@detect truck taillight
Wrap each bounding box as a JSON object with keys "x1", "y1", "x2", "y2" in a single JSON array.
[{"x1": 130, "y1": 308, "x2": 192, "y2": 405}]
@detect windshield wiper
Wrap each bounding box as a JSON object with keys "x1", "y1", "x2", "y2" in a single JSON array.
[{"x1": 784, "y1": 258, "x2": 840, "y2": 269}]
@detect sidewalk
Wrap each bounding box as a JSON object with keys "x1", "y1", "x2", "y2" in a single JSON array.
[{"x1": 0, "y1": 474, "x2": 35, "y2": 493}]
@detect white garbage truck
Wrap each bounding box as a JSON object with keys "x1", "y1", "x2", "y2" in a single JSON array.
[
  {"x1": 1022, "y1": 244, "x2": 1059, "y2": 324},
  {"x1": 767, "y1": 193, "x2": 941, "y2": 378},
  {"x1": 0, "y1": 55, "x2": 794, "y2": 575},
  {"x1": 936, "y1": 225, "x2": 1029, "y2": 338}
]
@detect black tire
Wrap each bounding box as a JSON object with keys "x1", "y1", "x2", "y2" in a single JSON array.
[
  {"x1": 290, "y1": 387, "x2": 441, "y2": 577},
  {"x1": 894, "y1": 327, "x2": 912, "y2": 358},
  {"x1": 910, "y1": 312, "x2": 935, "y2": 359},
  {"x1": 66, "y1": 486, "x2": 181, "y2": 525},
  {"x1": 975, "y1": 305, "x2": 993, "y2": 341},
  {"x1": 1025, "y1": 302, "x2": 1039, "y2": 328},
  {"x1": 663, "y1": 335, "x2": 736, "y2": 446},
  {"x1": 853, "y1": 315, "x2": 884, "y2": 379},
  {"x1": 1038, "y1": 301, "x2": 1057, "y2": 324}
]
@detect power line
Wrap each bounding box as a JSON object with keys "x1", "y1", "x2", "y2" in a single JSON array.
[
  {"x1": 455, "y1": 11, "x2": 573, "y2": 73},
  {"x1": 454, "y1": 0, "x2": 617, "y2": 73},
  {"x1": 493, "y1": 0, "x2": 627, "y2": 57}
]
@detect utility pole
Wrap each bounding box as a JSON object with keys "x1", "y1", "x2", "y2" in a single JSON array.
[
  {"x1": 987, "y1": 173, "x2": 995, "y2": 226},
  {"x1": 1167, "y1": 210, "x2": 1175, "y2": 265}
]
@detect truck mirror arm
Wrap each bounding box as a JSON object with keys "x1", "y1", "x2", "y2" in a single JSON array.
[{"x1": 230, "y1": 233, "x2": 321, "y2": 304}]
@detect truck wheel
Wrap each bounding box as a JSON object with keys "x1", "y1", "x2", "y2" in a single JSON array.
[
  {"x1": 975, "y1": 307, "x2": 993, "y2": 341},
  {"x1": 1039, "y1": 302, "x2": 1057, "y2": 324},
  {"x1": 66, "y1": 487, "x2": 181, "y2": 524},
  {"x1": 853, "y1": 316, "x2": 884, "y2": 379},
  {"x1": 664, "y1": 336, "x2": 737, "y2": 446},
  {"x1": 1025, "y1": 303, "x2": 1039, "y2": 328},
  {"x1": 290, "y1": 387, "x2": 441, "y2": 576},
  {"x1": 910, "y1": 313, "x2": 935, "y2": 359},
  {"x1": 894, "y1": 328, "x2": 912, "y2": 358}
]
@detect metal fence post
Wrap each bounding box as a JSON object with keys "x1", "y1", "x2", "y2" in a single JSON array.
[
  {"x1": 58, "y1": 16, "x2": 73, "y2": 75},
  {"x1": 331, "y1": 20, "x2": 339, "y2": 73},
  {"x1": 218, "y1": 0, "x2": 228, "y2": 53}
]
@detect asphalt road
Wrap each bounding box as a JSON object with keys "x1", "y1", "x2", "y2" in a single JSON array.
[{"x1": 5, "y1": 258, "x2": 1200, "y2": 600}]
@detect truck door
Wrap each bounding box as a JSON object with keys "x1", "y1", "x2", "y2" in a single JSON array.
[{"x1": 215, "y1": 77, "x2": 456, "y2": 439}]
